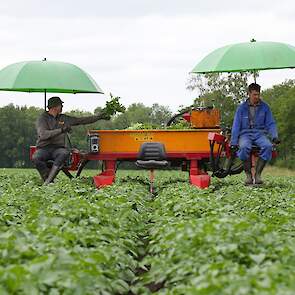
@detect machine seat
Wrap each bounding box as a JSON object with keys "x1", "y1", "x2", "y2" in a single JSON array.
[
  {"x1": 136, "y1": 159, "x2": 168, "y2": 169},
  {"x1": 136, "y1": 142, "x2": 169, "y2": 170},
  {"x1": 251, "y1": 145, "x2": 261, "y2": 152},
  {"x1": 251, "y1": 145, "x2": 277, "y2": 158},
  {"x1": 29, "y1": 146, "x2": 82, "y2": 179}
]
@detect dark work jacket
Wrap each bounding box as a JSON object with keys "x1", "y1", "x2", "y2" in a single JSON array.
[{"x1": 36, "y1": 112, "x2": 101, "y2": 148}]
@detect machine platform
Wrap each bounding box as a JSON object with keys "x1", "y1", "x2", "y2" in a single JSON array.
[{"x1": 85, "y1": 128, "x2": 221, "y2": 189}]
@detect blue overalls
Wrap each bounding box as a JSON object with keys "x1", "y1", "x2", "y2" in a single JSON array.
[{"x1": 231, "y1": 99, "x2": 278, "y2": 161}]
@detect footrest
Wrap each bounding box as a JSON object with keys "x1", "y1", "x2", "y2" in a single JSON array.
[
  {"x1": 190, "y1": 174, "x2": 211, "y2": 189},
  {"x1": 93, "y1": 174, "x2": 115, "y2": 188}
]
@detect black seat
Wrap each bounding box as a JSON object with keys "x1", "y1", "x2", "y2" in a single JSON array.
[
  {"x1": 136, "y1": 142, "x2": 168, "y2": 170},
  {"x1": 251, "y1": 145, "x2": 260, "y2": 152},
  {"x1": 46, "y1": 157, "x2": 73, "y2": 179}
]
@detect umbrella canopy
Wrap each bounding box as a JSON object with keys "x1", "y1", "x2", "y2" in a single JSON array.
[
  {"x1": 0, "y1": 59, "x2": 104, "y2": 108},
  {"x1": 191, "y1": 40, "x2": 295, "y2": 74}
]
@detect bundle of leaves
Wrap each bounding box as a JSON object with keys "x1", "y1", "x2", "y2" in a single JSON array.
[{"x1": 102, "y1": 94, "x2": 126, "y2": 116}]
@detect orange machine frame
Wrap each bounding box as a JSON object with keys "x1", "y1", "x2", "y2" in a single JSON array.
[
  {"x1": 88, "y1": 129, "x2": 220, "y2": 154},
  {"x1": 86, "y1": 128, "x2": 221, "y2": 189}
]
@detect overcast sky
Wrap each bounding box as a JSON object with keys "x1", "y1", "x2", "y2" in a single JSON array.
[{"x1": 0, "y1": 0, "x2": 294, "y2": 112}]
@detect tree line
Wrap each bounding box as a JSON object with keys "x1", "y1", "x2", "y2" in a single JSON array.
[
  {"x1": 0, "y1": 103, "x2": 172, "y2": 168},
  {"x1": 0, "y1": 77, "x2": 294, "y2": 169}
]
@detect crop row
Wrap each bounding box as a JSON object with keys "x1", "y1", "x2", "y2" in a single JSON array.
[
  {"x1": 0, "y1": 170, "x2": 150, "y2": 294},
  {"x1": 140, "y1": 175, "x2": 295, "y2": 294},
  {"x1": 0, "y1": 170, "x2": 295, "y2": 294}
]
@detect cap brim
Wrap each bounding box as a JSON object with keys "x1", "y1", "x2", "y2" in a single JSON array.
[{"x1": 47, "y1": 102, "x2": 64, "y2": 108}]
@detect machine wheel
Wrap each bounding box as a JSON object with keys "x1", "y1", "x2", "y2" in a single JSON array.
[{"x1": 166, "y1": 110, "x2": 190, "y2": 127}]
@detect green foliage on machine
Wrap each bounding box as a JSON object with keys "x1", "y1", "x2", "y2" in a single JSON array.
[
  {"x1": 125, "y1": 123, "x2": 155, "y2": 130},
  {"x1": 126, "y1": 119, "x2": 191, "y2": 130},
  {"x1": 166, "y1": 119, "x2": 191, "y2": 129}
]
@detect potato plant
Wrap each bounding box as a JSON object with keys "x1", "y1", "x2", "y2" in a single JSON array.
[{"x1": 0, "y1": 169, "x2": 294, "y2": 294}]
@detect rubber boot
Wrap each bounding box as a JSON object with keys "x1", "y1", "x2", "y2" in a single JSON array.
[
  {"x1": 43, "y1": 165, "x2": 60, "y2": 185},
  {"x1": 37, "y1": 167, "x2": 50, "y2": 182},
  {"x1": 254, "y1": 158, "x2": 267, "y2": 185},
  {"x1": 243, "y1": 159, "x2": 253, "y2": 185}
]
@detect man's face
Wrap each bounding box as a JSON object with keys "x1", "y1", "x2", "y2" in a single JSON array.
[
  {"x1": 249, "y1": 90, "x2": 260, "y2": 105},
  {"x1": 52, "y1": 104, "x2": 63, "y2": 114},
  {"x1": 56, "y1": 104, "x2": 63, "y2": 114}
]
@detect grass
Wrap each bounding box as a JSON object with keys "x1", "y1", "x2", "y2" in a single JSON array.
[
  {"x1": 1, "y1": 165, "x2": 294, "y2": 178},
  {"x1": 264, "y1": 165, "x2": 295, "y2": 176}
]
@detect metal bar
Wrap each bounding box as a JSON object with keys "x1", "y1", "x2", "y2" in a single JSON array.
[
  {"x1": 150, "y1": 169, "x2": 155, "y2": 194},
  {"x1": 253, "y1": 70, "x2": 258, "y2": 83},
  {"x1": 85, "y1": 152, "x2": 214, "y2": 161},
  {"x1": 44, "y1": 90, "x2": 47, "y2": 110}
]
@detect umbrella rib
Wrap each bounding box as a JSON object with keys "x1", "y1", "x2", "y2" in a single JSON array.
[{"x1": 11, "y1": 62, "x2": 28, "y2": 90}]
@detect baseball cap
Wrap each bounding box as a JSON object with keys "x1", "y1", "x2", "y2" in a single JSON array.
[{"x1": 47, "y1": 96, "x2": 64, "y2": 109}]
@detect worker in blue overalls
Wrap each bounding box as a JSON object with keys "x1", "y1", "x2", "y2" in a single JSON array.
[{"x1": 230, "y1": 83, "x2": 280, "y2": 185}]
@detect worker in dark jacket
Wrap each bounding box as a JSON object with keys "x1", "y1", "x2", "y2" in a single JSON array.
[
  {"x1": 33, "y1": 96, "x2": 110, "y2": 184},
  {"x1": 230, "y1": 83, "x2": 280, "y2": 185}
]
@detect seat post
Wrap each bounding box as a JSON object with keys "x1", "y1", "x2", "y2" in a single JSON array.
[
  {"x1": 251, "y1": 154, "x2": 256, "y2": 178},
  {"x1": 149, "y1": 169, "x2": 155, "y2": 194}
]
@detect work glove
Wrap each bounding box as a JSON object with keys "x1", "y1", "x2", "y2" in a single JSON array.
[
  {"x1": 61, "y1": 124, "x2": 72, "y2": 133},
  {"x1": 272, "y1": 138, "x2": 281, "y2": 145},
  {"x1": 97, "y1": 110, "x2": 111, "y2": 121},
  {"x1": 230, "y1": 145, "x2": 239, "y2": 153}
]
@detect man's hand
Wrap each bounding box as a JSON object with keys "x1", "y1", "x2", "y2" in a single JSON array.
[
  {"x1": 61, "y1": 124, "x2": 72, "y2": 133},
  {"x1": 98, "y1": 111, "x2": 111, "y2": 121},
  {"x1": 230, "y1": 145, "x2": 239, "y2": 153},
  {"x1": 272, "y1": 138, "x2": 281, "y2": 145}
]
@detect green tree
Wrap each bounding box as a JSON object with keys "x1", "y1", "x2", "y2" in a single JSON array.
[
  {"x1": 112, "y1": 103, "x2": 152, "y2": 129},
  {"x1": 150, "y1": 103, "x2": 172, "y2": 126},
  {"x1": 187, "y1": 72, "x2": 251, "y2": 127},
  {"x1": 263, "y1": 80, "x2": 295, "y2": 168},
  {"x1": 0, "y1": 104, "x2": 40, "y2": 167}
]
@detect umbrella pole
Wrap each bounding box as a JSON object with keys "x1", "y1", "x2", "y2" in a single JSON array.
[
  {"x1": 44, "y1": 90, "x2": 47, "y2": 111},
  {"x1": 253, "y1": 71, "x2": 257, "y2": 83}
]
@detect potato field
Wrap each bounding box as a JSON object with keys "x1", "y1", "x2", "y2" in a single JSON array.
[{"x1": 0, "y1": 169, "x2": 295, "y2": 294}]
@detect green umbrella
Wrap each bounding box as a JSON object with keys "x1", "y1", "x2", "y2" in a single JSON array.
[
  {"x1": 191, "y1": 40, "x2": 295, "y2": 81},
  {"x1": 0, "y1": 59, "x2": 104, "y2": 109}
]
